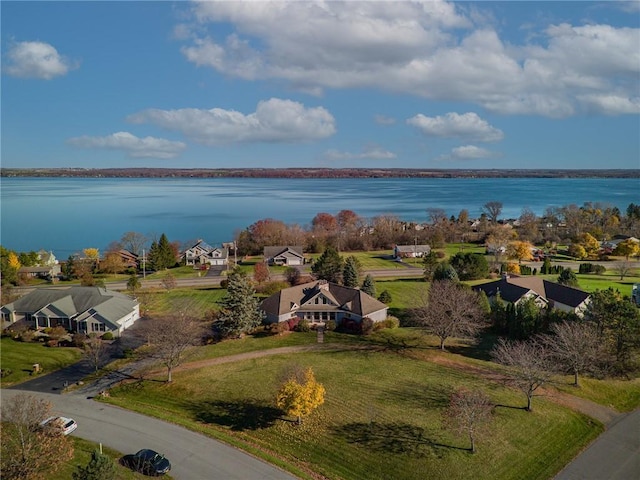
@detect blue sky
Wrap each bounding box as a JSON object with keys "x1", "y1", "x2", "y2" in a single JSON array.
[{"x1": 2, "y1": 1, "x2": 639, "y2": 169}]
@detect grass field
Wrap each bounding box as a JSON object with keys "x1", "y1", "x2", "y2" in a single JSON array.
[
  {"x1": 103, "y1": 339, "x2": 602, "y2": 480},
  {"x1": 0, "y1": 337, "x2": 82, "y2": 386}
]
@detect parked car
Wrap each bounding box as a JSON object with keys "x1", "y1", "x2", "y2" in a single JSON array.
[
  {"x1": 121, "y1": 449, "x2": 171, "y2": 476},
  {"x1": 39, "y1": 416, "x2": 78, "y2": 435}
]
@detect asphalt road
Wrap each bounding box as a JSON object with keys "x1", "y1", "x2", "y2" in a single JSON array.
[
  {"x1": 2, "y1": 389, "x2": 298, "y2": 480},
  {"x1": 554, "y1": 409, "x2": 640, "y2": 480}
]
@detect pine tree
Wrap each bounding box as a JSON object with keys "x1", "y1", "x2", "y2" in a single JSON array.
[
  {"x1": 342, "y1": 256, "x2": 361, "y2": 288},
  {"x1": 218, "y1": 268, "x2": 262, "y2": 338},
  {"x1": 157, "y1": 233, "x2": 176, "y2": 270},
  {"x1": 311, "y1": 247, "x2": 344, "y2": 283},
  {"x1": 361, "y1": 274, "x2": 376, "y2": 298},
  {"x1": 378, "y1": 290, "x2": 392, "y2": 304},
  {"x1": 72, "y1": 449, "x2": 116, "y2": 480},
  {"x1": 422, "y1": 251, "x2": 439, "y2": 281}
]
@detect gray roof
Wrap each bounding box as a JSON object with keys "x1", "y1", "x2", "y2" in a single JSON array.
[
  {"x1": 263, "y1": 246, "x2": 304, "y2": 259},
  {"x1": 261, "y1": 280, "x2": 387, "y2": 318},
  {"x1": 2, "y1": 286, "x2": 138, "y2": 325},
  {"x1": 473, "y1": 276, "x2": 590, "y2": 308}
]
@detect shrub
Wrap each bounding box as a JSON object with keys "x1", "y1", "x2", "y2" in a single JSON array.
[
  {"x1": 19, "y1": 330, "x2": 37, "y2": 343},
  {"x1": 579, "y1": 263, "x2": 606, "y2": 274},
  {"x1": 101, "y1": 332, "x2": 114, "y2": 341},
  {"x1": 324, "y1": 320, "x2": 337, "y2": 332},
  {"x1": 269, "y1": 322, "x2": 290, "y2": 335},
  {"x1": 384, "y1": 316, "x2": 400, "y2": 329},
  {"x1": 361, "y1": 317, "x2": 374, "y2": 335},
  {"x1": 435, "y1": 250, "x2": 446, "y2": 259},
  {"x1": 260, "y1": 281, "x2": 289, "y2": 296},
  {"x1": 287, "y1": 317, "x2": 300, "y2": 331},
  {"x1": 295, "y1": 319, "x2": 311, "y2": 332},
  {"x1": 45, "y1": 339, "x2": 59, "y2": 348},
  {"x1": 378, "y1": 290, "x2": 393, "y2": 304},
  {"x1": 71, "y1": 333, "x2": 86, "y2": 348}
]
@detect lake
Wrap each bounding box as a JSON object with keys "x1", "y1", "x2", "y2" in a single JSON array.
[{"x1": 1, "y1": 177, "x2": 638, "y2": 257}]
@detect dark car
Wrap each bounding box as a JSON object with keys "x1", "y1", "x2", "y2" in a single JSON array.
[{"x1": 121, "y1": 449, "x2": 171, "y2": 476}]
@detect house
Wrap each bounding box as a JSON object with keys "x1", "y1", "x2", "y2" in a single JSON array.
[
  {"x1": 600, "y1": 235, "x2": 640, "y2": 252},
  {"x1": 473, "y1": 275, "x2": 591, "y2": 317},
  {"x1": 182, "y1": 240, "x2": 228, "y2": 267},
  {"x1": 261, "y1": 280, "x2": 388, "y2": 327},
  {"x1": 37, "y1": 249, "x2": 58, "y2": 266},
  {"x1": 1, "y1": 286, "x2": 140, "y2": 337},
  {"x1": 114, "y1": 249, "x2": 139, "y2": 269},
  {"x1": 18, "y1": 265, "x2": 62, "y2": 280},
  {"x1": 394, "y1": 244, "x2": 431, "y2": 259},
  {"x1": 263, "y1": 246, "x2": 305, "y2": 266}
]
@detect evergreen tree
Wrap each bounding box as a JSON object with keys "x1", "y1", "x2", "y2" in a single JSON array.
[
  {"x1": 342, "y1": 256, "x2": 361, "y2": 288},
  {"x1": 422, "y1": 251, "x2": 439, "y2": 281},
  {"x1": 450, "y1": 252, "x2": 489, "y2": 281},
  {"x1": 433, "y1": 262, "x2": 459, "y2": 282},
  {"x1": 157, "y1": 233, "x2": 176, "y2": 270},
  {"x1": 311, "y1": 247, "x2": 344, "y2": 283},
  {"x1": 378, "y1": 290, "x2": 392, "y2": 304},
  {"x1": 361, "y1": 274, "x2": 376, "y2": 298},
  {"x1": 218, "y1": 268, "x2": 262, "y2": 338},
  {"x1": 147, "y1": 240, "x2": 160, "y2": 270},
  {"x1": 541, "y1": 257, "x2": 552, "y2": 275},
  {"x1": 557, "y1": 268, "x2": 579, "y2": 287},
  {"x1": 72, "y1": 449, "x2": 116, "y2": 480}
]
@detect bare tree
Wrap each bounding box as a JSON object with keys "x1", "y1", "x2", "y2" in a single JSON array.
[
  {"x1": 443, "y1": 388, "x2": 493, "y2": 453},
  {"x1": 540, "y1": 321, "x2": 602, "y2": 387},
  {"x1": 1, "y1": 393, "x2": 74, "y2": 480},
  {"x1": 161, "y1": 272, "x2": 177, "y2": 290},
  {"x1": 426, "y1": 208, "x2": 448, "y2": 225},
  {"x1": 482, "y1": 201, "x2": 503, "y2": 224},
  {"x1": 614, "y1": 260, "x2": 632, "y2": 281},
  {"x1": 491, "y1": 338, "x2": 554, "y2": 411},
  {"x1": 83, "y1": 333, "x2": 110, "y2": 372},
  {"x1": 412, "y1": 280, "x2": 487, "y2": 350},
  {"x1": 138, "y1": 312, "x2": 205, "y2": 382},
  {"x1": 121, "y1": 231, "x2": 148, "y2": 256}
]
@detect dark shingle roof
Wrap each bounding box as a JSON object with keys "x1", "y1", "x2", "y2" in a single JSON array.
[{"x1": 473, "y1": 276, "x2": 590, "y2": 308}]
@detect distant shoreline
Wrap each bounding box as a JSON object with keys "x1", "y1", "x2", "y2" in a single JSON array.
[{"x1": 2, "y1": 168, "x2": 639, "y2": 179}]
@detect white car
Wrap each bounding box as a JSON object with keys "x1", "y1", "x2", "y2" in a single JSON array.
[{"x1": 39, "y1": 416, "x2": 78, "y2": 435}]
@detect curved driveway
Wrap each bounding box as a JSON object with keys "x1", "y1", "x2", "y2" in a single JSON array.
[{"x1": 2, "y1": 389, "x2": 298, "y2": 480}]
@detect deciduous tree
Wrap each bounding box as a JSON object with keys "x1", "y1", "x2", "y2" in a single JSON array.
[
  {"x1": 276, "y1": 367, "x2": 325, "y2": 425},
  {"x1": 253, "y1": 262, "x2": 270, "y2": 284},
  {"x1": 491, "y1": 338, "x2": 553, "y2": 411},
  {"x1": 412, "y1": 280, "x2": 486, "y2": 350},
  {"x1": 507, "y1": 241, "x2": 534, "y2": 264},
  {"x1": 120, "y1": 231, "x2": 148, "y2": 256},
  {"x1": 83, "y1": 333, "x2": 109, "y2": 372},
  {"x1": 482, "y1": 201, "x2": 503, "y2": 224},
  {"x1": 613, "y1": 239, "x2": 640, "y2": 260},
  {"x1": 443, "y1": 388, "x2": 493, "y2": 453},
  {"x1": 1, "y1": 393, "x2": 74, "y2": 480}
]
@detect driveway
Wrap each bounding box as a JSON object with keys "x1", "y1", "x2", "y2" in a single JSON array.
[{"x1": 2, "y1": 389, "x2": 298, "y2": 480}]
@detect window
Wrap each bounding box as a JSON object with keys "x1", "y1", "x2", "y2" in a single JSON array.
[{"x1": 91, "y1": 323, "x2": 106, "y2": 332}]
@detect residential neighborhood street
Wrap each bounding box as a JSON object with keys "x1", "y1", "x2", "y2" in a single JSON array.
[{"x1": 2, "y1": 389, "x2": 299, "y2": 480}]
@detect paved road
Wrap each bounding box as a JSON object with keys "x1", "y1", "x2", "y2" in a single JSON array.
[
  {"x1": 2, "y1": 389, "x2": 298, "y2": 480},
  {"x1": 554, "y1": 409, "x2": 640, "y2": 480}
]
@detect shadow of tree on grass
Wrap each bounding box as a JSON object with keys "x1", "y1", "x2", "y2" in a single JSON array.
[
  {"x1": 380, "y1": 381, "x2": 452, "y2": 410},
  {"x1": 188, "y1": 399, "x2": 282, "y2": 431},
  {"x1": 332, "y1": 421, "x2": 468, "y2": 458}
]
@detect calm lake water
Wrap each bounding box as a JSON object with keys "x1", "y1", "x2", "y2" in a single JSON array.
[{"x1": 1, "y1": 177, "x2": 638, "y2": 257}]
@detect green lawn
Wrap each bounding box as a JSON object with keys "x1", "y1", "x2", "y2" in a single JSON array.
[
  {"x1": 554, "y1": 376, "x2": 640, "y2": 412},
  {"x1": 139, "y1": 287, "x2": 227, "y2": 316},
  {"x1": 0, "y1": 337, "x2": 82, "y2": 387},
  {"x1": 103, "y1": 340, "x2": 602, "y2": 480}
]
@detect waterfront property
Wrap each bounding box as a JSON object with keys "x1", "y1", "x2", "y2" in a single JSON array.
[
  {"x1": 394, "y1": 244, "x2": 431, "y2": 259},
  {"x1": 182, "y1": 240, "x2": 229, "y2": 268},
  {"x1": 1, "y1": 286, "x2": 140, "y2": 337},
  {"x1": 263, "y1": 246, "x2": 305, "y2": 266},
  {"x1": 473, "y1": 275, "x2": 591, "y2": 316},
  {"x1": 261, "y1": 280, "x2": 388, "y2": 327}
]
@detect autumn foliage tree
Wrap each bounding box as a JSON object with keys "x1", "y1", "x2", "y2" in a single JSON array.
[
  {"x1": 276, "y1": 367, "x2": 325, "y2": 425},
  {"x1": 1, "y1": 393, "x2": 74, "y2": 480},
  {"x1": 507, "y1": 241, "x2": 534, "y2": 264},
  {"x1": 253, "y1": 262, "x2": 270, "y2": 284}
]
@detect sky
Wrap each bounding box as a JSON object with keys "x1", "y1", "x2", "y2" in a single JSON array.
[{"x1": 1, "y1": 0, "x2": 639, "y2": 170}]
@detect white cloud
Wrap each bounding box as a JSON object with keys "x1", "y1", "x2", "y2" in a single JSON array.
[
  {"x1": 4, "y1": 40, "x2": 76, "y2": 79},
  {"x1": 179, "y1": 1, "x2": 639, "y2": 117},
  {"x1": 127, "y1": 98, "x2": 336, "y2": 145},
  {"x1": 67, "y1": 132, "x2": 186, "y2": 159},
  {"x1": 374, "y1": 114, "x2": 396, "y2": 125},
  {"x1": 323, "y1": 146, "x2": 397, "y2": 161},
  {"x1": 436, "y1": 145, "x2": 495, "y2": 162},
  {"x1": 407, "y1": 112, "x2": 504, "y2": 142}
]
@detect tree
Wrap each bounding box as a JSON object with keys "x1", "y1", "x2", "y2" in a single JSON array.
[
  {"x1": 253, "y1": 262, "x2": 270, "y2": 284},
  {"x1": 361, "y1": 274, "x2": 376, "y2": 298},
  {"x1": 507, "y1": 241, "x2": 534, "y2": 264},
  {"x1": 83, "y1": 334, "x2": 109, "y2": 372},
  {"x1": 72, "y1": 449, "x2": 116, "y2": 480},
  {"x1": 443, "y1": 388, "x2": 493, "y2": 453},
  {"x1": 100, "y1": 252, "x2": 125, "y2": 274},
  {"x1": 161, "y1": 272, "x2": 177, "y2": 290},
  {"x1": 491, "y1": 338, "x2": 553, "y2": 411},
  {"x1": 311, "y1": 247, "x2": 344, "y2": 284},
  {"x1": 284, "y1": 266, "x2": 301, "y2": 286},
  {"x1": 150, "y1": 233, "x2": 176, "y2": 270},
  {"x1": 378, "y1": 290, "x2": 392, "y2": 304},
  {"x1": 449, "y1": 252, "x2": 489, "y2": 281},
  {"x1": 412, "y1": 280, "x2": 486, "y2": 350},
  {"x1": 432, "y1": 262, "x2": 459, "y2": 282},
  {"x1": 571, "y1": 233, "x2": 600, "y2": 259},
  {"x1": 541, "y1": 321, "x2": 602, "y2": 386},
  {"x1": 120, "y1": 231, "x2": 148, "y2": 256},
  {"x1": 557, "y1": 268, "x2": 579, "y2": 287},
  {"x1": 482, "y1": 201, "x2": 503, "y2": 224},
  {"x1": 422, "y1": 250, "x2": 439, "y2": 281},
  {"x1": 614, "y1": 260, "x2": 633, "y2": 281},
  {"x1": 613, "y1": 239, "x2": 640, "y2": 260},
  {"x1": 342, "y1": 256, "x2": 362, "y2": 288},
  {"x1": 218, "y1": 268, "x2": 262, "y2": 338},
  {"x1": 1, "y1": 393, "x2": 74, "y2": 480},
  {"x1": 83, "y1": 248, "x2": 100, "y2": 260},
  {"x1": 126, "y1": 274, "x2": 141, "y2": 294},
  {"x1": 139, "y1": 312, "x2": 204, "y2": 382},
  {"x1": 276, "y1": 367, "x2": 325, "y2": 425}
]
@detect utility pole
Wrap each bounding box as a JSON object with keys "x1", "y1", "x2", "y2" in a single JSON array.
[{"x1": 142, "y1": 249, "x2": 146, "y2": 279}]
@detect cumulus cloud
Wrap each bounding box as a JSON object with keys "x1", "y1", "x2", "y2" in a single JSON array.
[
  {"x1": 127, "y1": 98, "x2": 336, "y2": 145},
  {"x1": 4, "y1": 40, "x2": 76, "y2": 79},
  {"x1": 323, "y1": 146, "x2": 397, "y2": 161},
  {"x1": 407, "y1": 112, "x2": 503, "y2": 142},
  {"x1": 67, "y1": 132, "x2": 186, "y2": 159},
  {"x1": 374, "y1": 114, "x2": 396, "y2": 125},
  {"x1": 179, "y1": 0, "x2": 639, "y2": 117}
]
